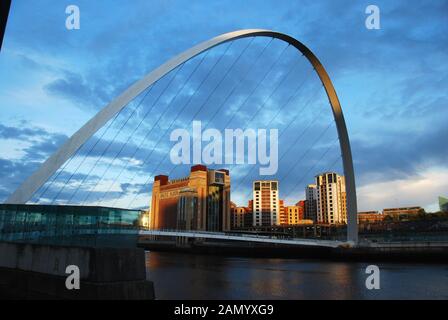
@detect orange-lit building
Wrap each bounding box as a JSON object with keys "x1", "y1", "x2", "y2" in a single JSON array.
[
  {"x1": 150, "y1": 165, "x2": 231, "y2": 231},
  {"x1": 279, "y1": 199, "x2": 287, "y2": 225},
  {"x1": 316, "y1": 172, "x2": 347, "y2": 224},
  {"x1": 284, "y1": 201, "x2": 305, "y2": 225},
  {"x1": 295, "y1": 200, "x2": 306, "y2": 220},
  {"x1": 382, "y1": 207, "x2": 424, "y2": 220},
  {"x1": 357, "y1": 211, "x2": 385, "y2": 223},
  {"x1": 231, "y1": 202, "x2": 251, "y2": 229},
  {"x1": 286, "y1": 206, "x2": 300, "y2": 225}
]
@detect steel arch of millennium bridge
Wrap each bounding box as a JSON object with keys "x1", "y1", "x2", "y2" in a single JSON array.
[{"x1": 5, "y1": 29, "x2": 359, "y2": 244}]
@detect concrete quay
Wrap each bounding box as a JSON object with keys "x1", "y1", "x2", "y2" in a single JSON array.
[{"x1": 0, "y1": 242, "x2": 155, "y2": 300}]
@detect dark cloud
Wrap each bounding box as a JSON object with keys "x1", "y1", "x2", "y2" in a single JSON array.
[
  {"x1": 0, "y1": 123, "x2": 48, "y2": 140},
  {"x1": 0, "y1": 124, "x2": 68, "y2": 202},
  {"x1": 0, "y1": 158, "x2": 41, "y2": 198},
  {"x1": 44, "y1": 71, "x2": 110, "y2": 111},
  {"x1": 352, "y1": 122, "x2": 448, "y2": 185}
]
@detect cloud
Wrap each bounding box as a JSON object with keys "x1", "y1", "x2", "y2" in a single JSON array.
[
  {"x1": 0, "y1": 123, "x2": 68, "y2": 201},
  {"x1": 1, "y1": 0, "x2": 447, "y2": 210},
  {"x1": 0, "y1": 123, "x2": 48, "y2": 140},
  {"x1": 43, "y1": 70, "x2": 109, "y2": 110},
  {"x1": 0, "y1": 157, "x2": 41, "y2": 199},
  {"x1": 358, "y1": 167, "x2": 448, "y2": 211},
  {"x1": 352, "y1": 121, "x2": 448, "y2": 186}
]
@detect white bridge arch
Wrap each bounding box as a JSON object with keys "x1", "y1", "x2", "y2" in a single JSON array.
[{"x1": 6, "y1": 29, "x2": 358, "y2": 243}]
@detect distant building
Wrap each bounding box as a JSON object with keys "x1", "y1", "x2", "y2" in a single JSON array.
[
  {"x1": 295, "y1": 200, "x2": 306, "y2": 220},
  {"x1": 315, "y1": 172, "x2": 347, "y2": 224},
  {"x1": 245, "y1": 200, "x2": 254, "y2": 227},
  {"x1": 231, "y1": 205, "x2": 250, "y2": 229},
  {"x1": 382, "y1": 206, "x2": 424, "y2": 220},
  {"x1": 150, "y1": 165, "x2": 231, "y2": 231},
  {"x1": 439, "y1": 196, "x2": 448, "y2": 213},
  {"x1": 285, "y1": 206, "x2": 300, "y2": 225},
  {"x1": 253, "y1": 180, "x2": 280, "y2": 226},
  {"x1": 279, "y1": 199, "x2": 287, "y2": 225},
  {"x1": 305, "y1": 184, "x2": 317, "y2": 222},
  {"x1": 358, "y1": 211, "x2": 384, "y2": 223}
]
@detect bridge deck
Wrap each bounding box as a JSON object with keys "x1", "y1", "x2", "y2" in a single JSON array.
[{"x1": 139, "y1": 230, "x2": 346, "y2": 248}]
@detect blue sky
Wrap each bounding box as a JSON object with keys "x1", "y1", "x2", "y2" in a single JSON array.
[{"x1": 0, "y1": 0, "x2": 447, "y2": 211}]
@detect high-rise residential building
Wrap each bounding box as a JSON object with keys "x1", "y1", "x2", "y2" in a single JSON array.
[
  {"x1": 305, "y1": 184, "x2": 317, "y2": 222},
  {"x1": 279, "y1": 199, "x2": 287, "y2": 225},
  {"x1": 231, "y1": 207, "x2": 246, "y2": 229},
  {"x1": 252, "y1": 180, "x2": 280, "y2": 226},
  {"x1": 150, "y1": 165, "x2": 231, "y2": 231},
  {"x1": 295, "y1": 200, "x2": 306, "y2": 220},
  {"x1": 246, "y1": 200, "x2": 254, "y2": 227},
  {"x1": 315, "y1": 172, "x2": 347, "y2": 224},
  {"x1": 231, "y1": 201, "x2": 251, "y2": 229}
]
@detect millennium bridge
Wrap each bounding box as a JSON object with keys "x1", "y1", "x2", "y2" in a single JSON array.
[{"x1": 4, "y1": 29, "x2": 445, "y2": 299}]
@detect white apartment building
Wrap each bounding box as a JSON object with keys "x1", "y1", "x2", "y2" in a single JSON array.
[
  {"x1": 316, "y1": 172, "x2": 347, "y2": 224},
  {"x1": 253, "y1": 180, "x2": 280, "y2": 226}
]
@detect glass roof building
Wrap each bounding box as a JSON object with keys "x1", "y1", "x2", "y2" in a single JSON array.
[
  {"x1": 440, "y1": 196, "x2": 448, "y2": 213},
  {"x1": 0, "y1": 204, "x2": 142, "y2": 247}
]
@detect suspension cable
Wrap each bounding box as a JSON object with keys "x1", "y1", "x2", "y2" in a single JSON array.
[
  {"x1": 283, "y1": 138, "x2": 340, "y2": 201},
  {"x1": 99, "y1": 38, "x2": 257, "y2": 206},
  {"x1": 84, "y1": 56, "x2": 202, "y2": 205},
  {"x1": 126, "y1": 40, "x2": 291, "y2": 208},
  {"x1": 163, "y1": 37, "x2": 275, "y2": 179},
  {"x1": 166, "y1": 41, "x2": 293, "y2": 183},
  {"x1": 238, "y1": 119, "x2": 335, "y2": 202},
  {"x1": 47, "y1": 103, "x2": 131, "y2": 204},
  {"x1": 231, "y1": 82, "x2": 323, "y2": 195},
  {"x1": 123, "y1": 42, "x2": 241, "y2": 208},
  {"x1": 35, "y1": 97, "x2": 129, "y2": 203},
  {"x1": 78, "y1": 50, "x2": 213, "y2": 205}
]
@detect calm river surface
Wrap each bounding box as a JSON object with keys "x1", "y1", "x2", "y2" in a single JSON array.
[{"x1": 145, "y1": 251, "x2": 448, "y2": 300}]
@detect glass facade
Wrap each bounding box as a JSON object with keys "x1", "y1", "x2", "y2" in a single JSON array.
[
  {"x1": 440, "y1": 196, "x2": 448, "y2": 213},
  {"x1": 207, "y1": 185, "x2": 223, "y2": 231},
  {"x1": 0, "y1": 204, "x2": 142, "y2": 248}
]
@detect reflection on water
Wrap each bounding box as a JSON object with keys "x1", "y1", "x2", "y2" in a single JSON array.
[{"x1": 145, "y1": 251, "x2": 448, "y2": 300}]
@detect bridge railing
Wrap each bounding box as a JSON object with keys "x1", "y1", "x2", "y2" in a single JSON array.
[
  {"x1": 139, "y1": 228, "x2": 345, "y2": 245},
  {"x1": 141, "y1": 228, "x2": 283, "y2": 239}
]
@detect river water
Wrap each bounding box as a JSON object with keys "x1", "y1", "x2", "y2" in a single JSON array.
[{"x1": 145, "y1": 251, "x2": 448, "y2": 300}]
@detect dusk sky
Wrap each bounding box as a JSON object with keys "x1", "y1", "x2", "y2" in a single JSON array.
[{"x1": 0, "y1": 0, "x2": 447, "y2": 211}]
